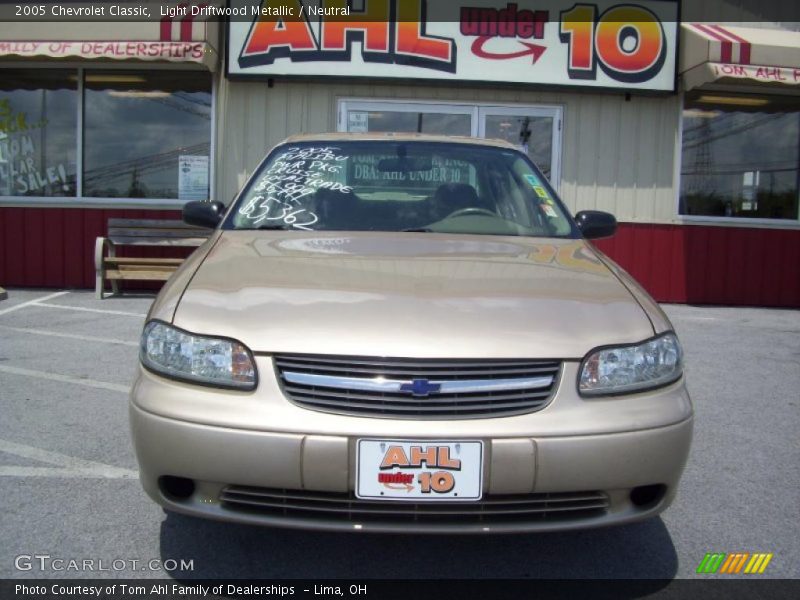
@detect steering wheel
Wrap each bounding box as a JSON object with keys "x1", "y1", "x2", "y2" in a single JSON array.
[{"x1": 445, "y1": 207, "x2": 498, "y2": 219}]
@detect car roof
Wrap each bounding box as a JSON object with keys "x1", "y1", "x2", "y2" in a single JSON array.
[{"x1": 280, "y1": 132, "x2": 520, "y2": 150}]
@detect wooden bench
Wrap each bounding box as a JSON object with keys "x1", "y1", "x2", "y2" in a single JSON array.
[{"x1": 95, "y1": 219, "x2": 211, "y2": 299}]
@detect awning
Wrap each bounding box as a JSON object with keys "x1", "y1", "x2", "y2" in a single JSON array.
[
  {"x1": 680, "y1": 24, "x2": 800, "y2": 91},
  {"x1": 0, "y1": 20, "x2": 220, "y2": 71},
  {"x1": 0, "y1": 40, "x2": 218, "y2": 70}
]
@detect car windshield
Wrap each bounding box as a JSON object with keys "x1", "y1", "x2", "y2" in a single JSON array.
[{"x1": 226, "y1": 141, "x2": 577, "y2": 238}]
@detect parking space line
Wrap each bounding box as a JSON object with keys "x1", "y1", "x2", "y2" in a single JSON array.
[
  {"x1": 0, "y1": 325, "x2": 138, "y2": 347},
  {"x1": 0, "y1": 291, "x2": 70, "y2": 316},
  {"x1": 32, "y1": 303, "x2": 148, "y2": 318},
  {"x1": 679, "y1": 317, "x2": 720, "y2": 321},
  {"x1": 0, "y1": 439, "x2": 138, "y2": 479},
  {"x1": 0, "y1": 467, "x2": 138, "y2": 479},
  {"x1": 0, "y1": 365, "x2": 130, "y2": 393}
]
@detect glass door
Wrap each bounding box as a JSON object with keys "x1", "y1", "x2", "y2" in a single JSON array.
[
  {"x1": 478, "y1": 106, "x2": 562, "y2": 188},
  {"x1": 337, "y1": 100, "x2": 562, "y2": 188}
]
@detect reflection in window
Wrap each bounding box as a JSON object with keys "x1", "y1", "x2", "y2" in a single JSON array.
[
  {"x1": 680, "y1": 93, "x2": 800, "y2": 220},
  {"x1": 348, "y1": 111, "x2": 472, "y2": 137},
  {"x1": 83, "y1": 71, "x2": 212, "y2": 199},
  {"x1": 0, "y1": 70, "x2": 77, "y2": 197},
  {"x1": 484, "y1": 115, "x2": 553, "y2": 180}
]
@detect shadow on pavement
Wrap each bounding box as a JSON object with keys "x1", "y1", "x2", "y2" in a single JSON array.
[{"x1": 160, "y1": 511, "x2": 678, "y2": 583}]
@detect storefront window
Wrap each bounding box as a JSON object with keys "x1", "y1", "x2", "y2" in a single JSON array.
[
  {"x1": 0, "y1": 70, "x2": 77, "y2": 197},
  {"x1": 0, "y1": 68, "x2": 212, "y2": 202},
  {"x1": 83, "y1": 71, "x2": 212, "y2": 199},
  {"x1": 680, "y1": 92, "x2": 800, "y2": 220}
]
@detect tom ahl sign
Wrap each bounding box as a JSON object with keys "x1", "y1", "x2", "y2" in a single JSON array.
[{"x1": 227, "y1": 0, "x2": 678, "y2": 91}]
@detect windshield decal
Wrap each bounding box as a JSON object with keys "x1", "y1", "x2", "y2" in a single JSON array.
[
  {"x1": 238, "y1": 195, "x2": 319, "y2": 230},
  {"x1": 238, "y1": 147, "x2": 353, "y2": 230},
  {"x1": 532, "y1": 184, "x2": 557, "y2": 207},
  {"x1": 524, "y1": 173, "x2": 541, "y2": 187},
  {"x1": 541, "y1": 204, "x2": 558, "y2": 218},
  {"x1": 351, "y1": 155, "x2": 471, "y2": 188},
  {"x1": 526, "y1": 175, "x2": 558, "y2": 208},
  {"x1": 277, "y1": 146, "x2": 349, "y2": 162},
  {"x1": 532, "y1": 185, "x2": 549, "y2": 199}
]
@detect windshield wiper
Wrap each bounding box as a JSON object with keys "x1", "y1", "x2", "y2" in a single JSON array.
[{"x1": 402, "y1": 227, "x2": 433, "y2": 232}]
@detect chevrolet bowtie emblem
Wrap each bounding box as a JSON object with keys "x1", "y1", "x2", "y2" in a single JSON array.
[{"x1": 399, "y1": 379, "x2": 442, "y2": 397}]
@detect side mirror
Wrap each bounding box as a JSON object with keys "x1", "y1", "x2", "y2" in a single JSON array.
[
  {"x1": 183, "y1": 200, "x2": 225, "y2": 229},
  {"x1": 575, "y1": 210, "x2": 617, "y2": 239}
]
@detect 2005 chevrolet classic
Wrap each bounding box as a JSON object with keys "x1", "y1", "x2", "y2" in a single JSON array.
[{"x1": 130, "y1": 133, "x2": 693, "y2": 533}]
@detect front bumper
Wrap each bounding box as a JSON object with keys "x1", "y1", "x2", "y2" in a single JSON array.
[{"x1": 130, "y1": 360, "x2": 693, "y2": 533}]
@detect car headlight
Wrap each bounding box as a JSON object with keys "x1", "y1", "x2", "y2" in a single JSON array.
[
  {"x1": 140, "y1": 320, "x2": 257, "y2": 390},
  {"x1": 579, "y1": 333, "x2": 683, "y2": 396}
]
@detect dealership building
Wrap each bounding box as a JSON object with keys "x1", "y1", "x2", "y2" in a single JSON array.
[{"x1": 0, "y1": 0, "x2": 798, "y2": 306}]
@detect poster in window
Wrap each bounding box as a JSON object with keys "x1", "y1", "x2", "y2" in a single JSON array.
[
  {"x1": 178, "y1": 155, "x2": 209, "y2": 201},
  {"x1": 348, "y1": 112, "x2": 369, "y2": 133}
]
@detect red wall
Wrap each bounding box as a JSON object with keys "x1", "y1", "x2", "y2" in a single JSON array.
[
  {"x1": 0, "y1": 207, "x2": 186, "y2": 290},
  {"x1": 592, "y1": 223, "x2": 800, "y2": 308},
  {"x1": 1, "y1": 207, "x2": 800, "y2": 307}
]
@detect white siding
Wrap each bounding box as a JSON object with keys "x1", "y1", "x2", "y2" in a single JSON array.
[{"x1": 214, "y1": 78, "x2": 681, "y2": 224}]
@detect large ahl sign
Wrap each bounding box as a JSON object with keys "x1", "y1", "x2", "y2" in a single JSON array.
[{"x1": 227, "y1": 0, "x2": 678, "y2": 91}]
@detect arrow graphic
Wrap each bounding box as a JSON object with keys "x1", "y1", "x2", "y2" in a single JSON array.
[
  {"x1": 471, "y1": 36, "x2": 547, "y2": 63},
  {"x1": 383, "y1": 482, "x2": 414, "y2": 492}
]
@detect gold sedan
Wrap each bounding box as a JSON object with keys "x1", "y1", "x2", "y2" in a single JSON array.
[{"x1": 130, "y1": 134, "x2": 692, "y2": 533}]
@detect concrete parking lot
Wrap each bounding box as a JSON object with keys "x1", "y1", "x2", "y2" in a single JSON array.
[{"x1": 1, "y1": 289, "x2": 798, "y2": 580}]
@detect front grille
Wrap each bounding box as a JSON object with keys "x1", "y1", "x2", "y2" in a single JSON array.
[
  {"x1": 274, "y1": 354, "x2": 561, "y2": 418},
  {"x1": 220, "y1": 486, "x2": 609, "y2": 524}
]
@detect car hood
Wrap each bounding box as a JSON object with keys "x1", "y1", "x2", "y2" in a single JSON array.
[{"x1": 172, "y1": 231, "x2": 654, "y2": 359}]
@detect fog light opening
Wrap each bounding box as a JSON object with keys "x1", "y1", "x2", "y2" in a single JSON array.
[
  {"x1": 630, "y1": 484, "x2": 667, "y2": 508},
  {"x1": 159, "y1": 476, "x2": 196, "y2": 501}
]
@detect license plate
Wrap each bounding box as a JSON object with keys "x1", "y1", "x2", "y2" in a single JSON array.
[{"x1": 356, "y1": 439, "x2": 483, "y2": 501}]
